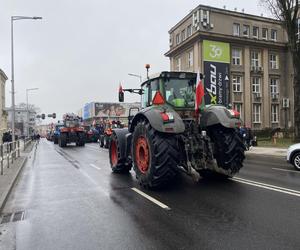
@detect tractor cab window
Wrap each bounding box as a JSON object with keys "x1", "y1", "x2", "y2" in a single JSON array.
[
  {"x1": 141, "y1": 80, "x2": 159, "y2": 107},
  {"x1": 164, "y1": 78, "x2": 195, "y2": 108}
]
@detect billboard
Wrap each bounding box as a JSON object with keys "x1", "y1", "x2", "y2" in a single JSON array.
[
  {"x1": 83, "y1": 103, "x2": 93, "y2": 120},
  {"x1": 94, "y1": 102, "x2": 140, "y2": 118},
  {"x1": 203, "y1": 40, "x2": 230, "y2": 106}
]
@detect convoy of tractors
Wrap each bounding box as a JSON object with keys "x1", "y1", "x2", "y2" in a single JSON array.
[{"x1": 46, "y1": 70, "x2": 246, "y2": 189}]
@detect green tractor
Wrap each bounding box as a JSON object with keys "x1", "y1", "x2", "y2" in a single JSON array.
[{"x1": 109, "y1": 71, "x2": 245, "y2": 189}]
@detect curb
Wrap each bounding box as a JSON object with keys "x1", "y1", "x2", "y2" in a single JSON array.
[{"x1": 0, "y1": 155, "x2": 29, "y2": 214}]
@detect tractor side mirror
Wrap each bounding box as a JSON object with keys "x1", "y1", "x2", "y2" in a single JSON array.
[{"x1": 119, "y1": 91, "x2": 124, "y2": 102}]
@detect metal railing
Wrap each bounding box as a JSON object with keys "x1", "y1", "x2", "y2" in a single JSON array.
[{"x1": 0, "y1": 139, "x2": 31, "y2": 175}]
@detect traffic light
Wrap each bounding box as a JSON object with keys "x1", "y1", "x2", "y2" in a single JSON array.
[
  {"x1": 52, "y1": 113, "x2": 56, "y2": 119},
  {"x1": 41, "y1": 114, "x2": 45, "y2": 119}
]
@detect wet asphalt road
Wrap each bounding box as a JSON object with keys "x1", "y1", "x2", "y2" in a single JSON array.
[{"x1": 1, "y1": 139, "x2": 300, "y2": 250}]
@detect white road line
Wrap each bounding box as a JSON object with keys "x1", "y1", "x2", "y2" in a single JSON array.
[
  {"x1": 232, "y1": 177, "x2": 300, "y2": 197},
  {"x1": 272, "y1": 168, "x2": 300, "y2": 174},
  {"x1": 89, "y1": 163, "x2": 101, "y2": 170},
  {"x1": 131, "y1": 188, "x2": 171, "y2": 210}
]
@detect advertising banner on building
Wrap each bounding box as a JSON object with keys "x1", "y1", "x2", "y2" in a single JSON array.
[
  {"x1": 83, "y1": 103, "x2": 93, "y2": 120},
  {"x1": 94, "y1": 102, "x2": 140, "y2": 118},
  {"x1": 203, "y1": 40, "x2": 230, "y2": 106}
]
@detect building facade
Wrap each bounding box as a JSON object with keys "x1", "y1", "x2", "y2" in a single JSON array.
[
  {"x1": 6, "y1": 105, "x2": 37, "y2": 136},
  {"x1": 165, "y1": 5, "x2": 294, "y2": 130},
  {"x1": 0, "y1": 69, "x2": 8, "y2": 139}
]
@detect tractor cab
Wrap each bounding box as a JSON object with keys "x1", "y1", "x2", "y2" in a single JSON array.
[
  {"x1": 120, "y1": 71, "x2": 197, "y2": 111},
  {"x1": 141, "y1": 72, "x2": 196, "y2": 110}
]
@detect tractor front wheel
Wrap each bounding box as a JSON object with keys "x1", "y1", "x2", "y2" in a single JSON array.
[{"x1": 132, "y1": 121, "x2": 179, "y2": 189}]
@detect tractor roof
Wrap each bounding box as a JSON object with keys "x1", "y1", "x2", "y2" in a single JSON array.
[{"x1": 141, "y1": 71, "x2": 197, "y2": 86}]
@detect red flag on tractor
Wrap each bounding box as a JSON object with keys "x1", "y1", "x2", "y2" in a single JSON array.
[{"x1": 195, "y1": 70, "x2": 205, "y2": 113}]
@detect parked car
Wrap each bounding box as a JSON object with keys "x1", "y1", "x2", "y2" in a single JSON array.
[{"x1": 287, "y1": 143, "x2": 300, "y2": 170}]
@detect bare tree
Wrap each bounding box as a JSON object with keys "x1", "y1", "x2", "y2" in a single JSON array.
[{"x1": 261, "y1": 0, "x2": 300, "y2": 140}]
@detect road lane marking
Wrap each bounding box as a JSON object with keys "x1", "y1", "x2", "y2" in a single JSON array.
[
  {"x1": 272, "y1": 168, "x2": 300, "y2": 174},
  {"x1": 232, "y1": 177, "x2": 300, "y2": 197},
  {"x1": 131, "y1": 188, "x2": 171, "y2": 210},
  {"x1": 89, "y1": 163, "x2": 101, "y2": 170}
]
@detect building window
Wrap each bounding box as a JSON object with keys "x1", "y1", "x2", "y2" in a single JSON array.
[
  {"x1": 176, "y1": 57, "x2": 181, "y2": 71},
  {"x1": 233, "y1": 23, "x2": 240, "y2": 36},
  {"x1": 176, "y1": 34, "x2": 180, "y2": 45},
  {"x1": 251, "y1": 51, "x2": 260, "y2": 67},
  {"x1": 232, "y1": 76, "x2": 242, "y2": 92},
  {"x1": 262, "y1": 28, "x2": 268, "y2": 40},
  {"x1": 271, "y1": 104, "x2": 279, "y2": 123},
  {"x1": 233, "y1": 103, "x2": 242, "y2": 119},
  {"x1": 269, "y1": 53, "x2": 279, "y2": 69},
  {"x1": 271, "y1": 29, "x2": 277, "y2": 41},
  {"x1": 188, "y1": 51, "x2": 193, "y2": 68},
  {"x1": 232, "y1": 48, "x2": 242, "y2": 65},
  {"x1": 243, "y1": 25, "x2": 250, "y2": 37},
  {"x1": 252, "y1": 77, "x2": 261, "y2": 93},
  {"x1": 253, "y1": 104, "x2": 261, "y2": 123},
  {"x1": 270, "y1": 78, "x2": 279, "y2": 95},
  {"x1": 187, "y1": 24, "x2": 192, "y2": 37},
  {"x1": 253, "y1": 26, "x2": 259, "y2": 38},
  {"x1": 181, "y1": 29, "x2": 186, "y2": 41}
]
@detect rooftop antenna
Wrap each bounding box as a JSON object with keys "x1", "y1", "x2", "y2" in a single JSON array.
[
  {"x1": 242, "y1": 9, "x2": 245, "y2": 13},
  {"x1": 223, "y1": 5, "x2": 226, "y2": 9},
  {"x1": 261, "y1": 13, "x2": 264, "y2": 17},
  {"x1": 234, "y1": 7, "x2": 237, "y2": 11}
]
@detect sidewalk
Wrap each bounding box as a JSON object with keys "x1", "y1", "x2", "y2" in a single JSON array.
[
  {"x1": 0, "y1": 142, "x2": 34, "y2": 213},
  {"x1": 246, "y1": 146, "x2": 287, "y2": 157}
]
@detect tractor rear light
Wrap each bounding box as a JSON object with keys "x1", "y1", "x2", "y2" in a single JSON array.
[
  {"x1": 152, "y1": 91, "x2": 165, "y2": 105},
  {"x1": 160, "y1": 112, "x2": 174, "y2": 123}
]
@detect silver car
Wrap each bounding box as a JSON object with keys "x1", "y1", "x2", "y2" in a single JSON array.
[{"x1": 287, "y1": 143, "x2": 300, "y2": 170}]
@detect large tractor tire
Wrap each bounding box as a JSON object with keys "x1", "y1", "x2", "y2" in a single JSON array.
[
  {"x1": 132, "y1": 121, "x2": 179, "y2": 189},
  {"x1": 100, "y1": 136, "x2": 104, "y2": 148},
  {"x1": 205, "y1": 125, "x2": 245, "y2": 178},
  {"x1": 104, "y1": 136, "x2": 110, "y2": 149},
  {"x1": 78, "y1": 132, "x2": 85, "y2": 147},
  {"x1": 109, "y1": 133, "x2": 132, "y2": 173},
  {"x1": 59, "y1": 133, "x2": 67, "y2": 148}
]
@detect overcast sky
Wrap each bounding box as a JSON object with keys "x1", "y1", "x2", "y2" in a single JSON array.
[{"x1": 0, "y1": 0, "x2": 266, "y2": 122}]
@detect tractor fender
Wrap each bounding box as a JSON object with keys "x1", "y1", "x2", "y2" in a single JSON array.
[
  {"x1": 112, "y1": 128, "x2": 131, "y2": 160},
  {"x1": 129, "y1": 106, "x2": 185, "y2": 134},
  {"x1": 200, "y1": 105, "x2": 241, "y2": 129}
]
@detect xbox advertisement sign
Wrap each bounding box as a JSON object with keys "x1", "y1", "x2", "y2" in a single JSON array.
[{"x1": 203, "y1": 40, "x2": 230, "y2": 106}]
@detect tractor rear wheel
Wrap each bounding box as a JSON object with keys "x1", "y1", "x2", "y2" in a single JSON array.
[
  {"x1": 100, "y1": 136, "x2": 104, "y2": 148},
  {"x1": 59, "y1": 133, "x2": 67, "y2": 147},
  {"x1": 104, "y1": 136, "x2": 110, "y2": 148},
  {"x1": 109, "y1": 133, "x2": 132, "y2": 173},
  {"x1": 208, "y1": 125, "x2": 245, "y2": 177},
  {"x1": 54, "y1": 137, "x2": 58, "y2": 144},
  {"x1": 132, "y1": 121, "x2": 179, "y2": 189},
  {"x1": 78, "y1": 132, "x2": 85, "y2": 147}
]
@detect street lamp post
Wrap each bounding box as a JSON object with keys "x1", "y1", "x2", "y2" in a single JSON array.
[
  {"x1": 11, "y1": 16, "x2": 42, "y2": 145},
  {"x1": 26, "y1": 88, "x2": 38, "y2": 137},
  {"x1": 128, "y1": 73, "x2": 142, "y2": 83}
]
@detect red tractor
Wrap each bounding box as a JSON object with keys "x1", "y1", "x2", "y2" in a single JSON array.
[{"x1": 58, "y1": 113, "x2": 85, "y2": 147}]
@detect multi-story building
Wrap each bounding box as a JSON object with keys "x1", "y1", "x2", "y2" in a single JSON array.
[
  {"x1": 6, "y1": 105, "x2": 37, "y2": 136},
  {"x1": 0, "y1": 69, "x2": 8, "y2": 139},
  {"x1": 165, "y1": 5, "x2": 294, "y2": 130}
]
